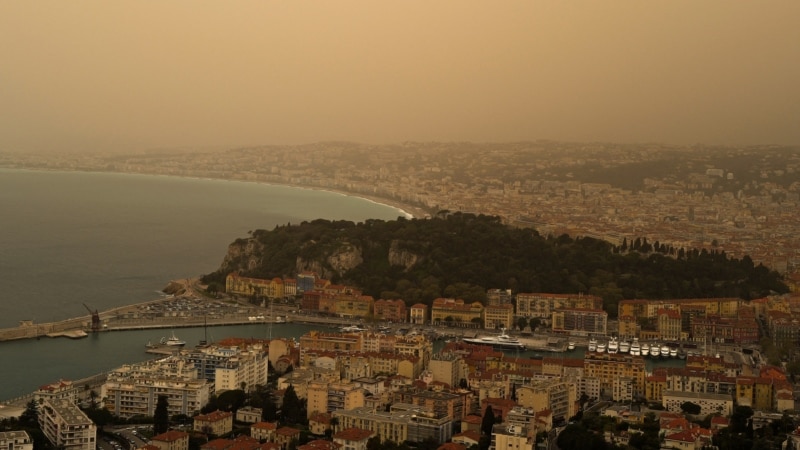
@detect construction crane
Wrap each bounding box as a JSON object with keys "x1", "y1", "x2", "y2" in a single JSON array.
[{"x1": 83, "y1": 303, "x2": 101, "y2": 332}]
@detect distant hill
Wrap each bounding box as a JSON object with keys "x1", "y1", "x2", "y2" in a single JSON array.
[{"x1": 202, "y1": 213, "x2": 788, "y2": 317}]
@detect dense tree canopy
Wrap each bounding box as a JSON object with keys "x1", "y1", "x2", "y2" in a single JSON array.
[{"x1": 203, "y1": 213, "x2": 788, "y2": 317}]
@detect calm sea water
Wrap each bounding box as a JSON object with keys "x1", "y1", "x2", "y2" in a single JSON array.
[{"x1": 0, "y1": 169, "x2": 405, "y2": 401}]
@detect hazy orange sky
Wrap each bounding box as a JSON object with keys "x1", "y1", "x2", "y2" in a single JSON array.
[{"x1": 1, "y1": 1, "x2": 798, "y2": 152}]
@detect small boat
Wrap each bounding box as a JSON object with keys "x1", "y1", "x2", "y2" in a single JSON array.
[
  {"x1": 275, "y1": 316, "x2": 286, "y2": 323},
  {"x1": 567, "y1": 341, "x2": 576, "y2": 350},
  {"x1": 619, "y1": 340, "x2": 630, "y2": 354},
  {"x1": 587, "y1": 338, "x2": 597, "y2": 352}
]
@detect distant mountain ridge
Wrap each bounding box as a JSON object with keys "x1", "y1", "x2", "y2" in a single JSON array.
[{"x1": 202, "y1": 213, "x2": 788, "y2": 317}]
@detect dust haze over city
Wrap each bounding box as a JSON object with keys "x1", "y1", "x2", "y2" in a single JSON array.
[
  {"x1": 1, "y1": 1, "x2": 799, "y2": 153},
  {"x1": 6, "y1": 2, "x2": 800, "y2": 446}
]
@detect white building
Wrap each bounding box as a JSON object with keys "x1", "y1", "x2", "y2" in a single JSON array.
[
  {"x1": 39, "y1": 399, "x2": 96, "y2": 450},
  {"x1": 215, "y1": 347, "x2": 269, "y2": 393},
  {"x1": 102, "y1": 357, "x2": 210, "y2": 418},
  {"x1": 0, "y1": 431, "x2": 33, "y2": 450}
]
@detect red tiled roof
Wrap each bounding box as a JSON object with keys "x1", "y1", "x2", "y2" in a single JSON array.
[
  {"x1": 153, "y1": 431, "x2": 189, "y2": 442},
  {"x1": 333, "y1": 428, "x2": 374, "y2": 442},
  {"x1": 252, "y1": 422, "x2": 278, "y2": 430}
]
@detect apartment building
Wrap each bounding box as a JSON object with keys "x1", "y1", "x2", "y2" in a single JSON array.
[
  {"x1": 34, "y1": 380, "x2": 81, "y2": 406},
  {"x1": 373, "y1": 299, "x2": 407, "y2": 322},
  {"x1": 429, "y1": 352, "x2": 469, "y2": 388},
  {"x1": 307, "y1": 380, "x2": 365, "y2": 418},
  {"x1": 431, "y1": 298, "x2": 483, "y2": 327},
  {"x1": 39, "y1": 399, "x2": 96, "y2": 450},
  {"x1": 662, "y1": 391, "x2": 733, "y2": 416},
  {"x1": 658, "y1": 309, "x2": 682, "y2": 341},
  {"x1": 333, "y1": 404, "x2": 453, "y2": 444},
  {"x1": 214, "y1": 347, "x2": 268, "y2": 393},
  {"x1": 226, "y1": 273, "x2": 285, "y2": 299},
  {"x1": 0, "y1": 431, "x2": 32, "y2": 450},
  {"x1": 251, "y1": 422, "x2": 278, "y2": 442},
  {"x1": 515, "y1": 293, "x2": 603, "y2": 320},
  {"x1": 551, "y1": 308, "x2": 607, "y2": 335},
  {"x1": 333, "y1": 428, "x2": 374, "y2": 450},
  {"x1": 193, "y1": 410, "x2": 233, "y2": 436},
  {"x1": 391, "y1": 387, "x2": 466, "y2": 421},
  {"x1": 490, "y1": 424, "x2": 533, "y2": 450},
  {"x1": 483, "y1": 304, "x2": 513, "y2": 330},
  {"x1": 300, "y1": 332, "x2": 364, "y2": 357},
  {"x1": 102, "y1": 357, "x2": 210, "y2": 418},
  {"x1": 409, "y1": 304, "x2": 427, "y2": 325},
  {"x1": 336, "y1": 295, "x2": 374, "y2": 319},
  {"x1": 583, "y1": 353, "x2": 645, "y2": 400},
  {"x1": 515, "y1": 379, "x2": 577, "y2": 424},
  {"x1": 150, "y1": 431, "x2": 189, "y2": 450}
]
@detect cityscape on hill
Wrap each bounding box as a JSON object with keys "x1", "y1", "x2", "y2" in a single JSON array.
[
  {"x1": 2, "y1": 142, "x2": 799, "y2": 280},
  {"x1": 1, "y1": 143, "x2": 800, "y2": 450}
]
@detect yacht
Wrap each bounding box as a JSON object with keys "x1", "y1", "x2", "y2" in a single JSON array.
[
  {"x1": 650, "y1": 343, "x2": 660, "y2": 357},
  {"x1": 587, "y1": 338, "x2": 597, "y2": 352},
  {"x1": 640, "y1": 341, "x2": 649, "y2": 356},
  {"x1": 619, "y1": 339, "x2": 631, "y2": 354},
  {"x1": 607, "y1": 337, "x2": 619, "y2": 354},
  {"x1": 660, "y1": 344, "x2": 671, "y2": 358},
  {"x1": 463, "y1": 328, "x2": 525, "y2": 350},
  {"x1": 677, "y1": 348, "x2": 687, "y2": 359},
  {"x1": 630, "y1": 339, "x2": 641, "y2": 356},
  {"x1": 596, "y1": 341, "x2": 606, "y2": 353},
  {"x1": 567, "y1": 341, "x2": 576, "y2": 350},
  {"x1": 163, "y1": 331, "x2": 186, "y2": 347},
  {"x1": 340, "y1": 325, "x2": 367, "y2": 332}
]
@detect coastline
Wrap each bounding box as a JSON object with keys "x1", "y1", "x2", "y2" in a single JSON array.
[{"x1": 0, "y1": 166, "x2": 433, "y2": 221}]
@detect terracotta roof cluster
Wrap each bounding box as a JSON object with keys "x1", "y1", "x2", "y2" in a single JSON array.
[
  {"x1": 195, "y1": 410, "x2": 233, "y2": 422},
  {"x1": 333, "y1": 428, "x2": 374, "y2": 442},
  {"x1": 152, "y1": 431, "x2": 189, "y2": 442}
]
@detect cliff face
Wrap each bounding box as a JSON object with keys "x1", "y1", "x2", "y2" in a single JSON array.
[
  {"x1": 296, "y1": 242, "x2": 364, "y2": 279},
  {"x1": 388, "y1": 240, "x2": 420, "y2": 271},
  {"x1": 220, "y1": 238, "x2": 264, "y2": 274}
]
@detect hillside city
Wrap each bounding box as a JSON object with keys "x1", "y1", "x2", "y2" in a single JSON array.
[{"x1": 1, "y1": 142, "x2": 800, "y2": 450}]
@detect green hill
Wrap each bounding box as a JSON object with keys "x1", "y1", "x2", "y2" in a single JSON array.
[{"x1": 202, "y1": 213, "x2": 788, "y2": 317}]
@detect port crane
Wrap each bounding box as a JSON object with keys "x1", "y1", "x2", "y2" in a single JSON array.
[{"x1": 83, "y1": 303, "x2": 101, "y2": 332}]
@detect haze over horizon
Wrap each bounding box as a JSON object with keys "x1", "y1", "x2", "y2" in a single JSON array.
[{"x1": 1, "y1": 1, "x2": 799, "y2": 153}]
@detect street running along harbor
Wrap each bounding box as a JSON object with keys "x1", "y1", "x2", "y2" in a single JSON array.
[{"x1": 0, "y1": 278, "x2": 345, "y2": 343}]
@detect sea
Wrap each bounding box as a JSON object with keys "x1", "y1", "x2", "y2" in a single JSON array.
[{"x1": 0, "y1": 169, "x2": 406, "y2": 401}]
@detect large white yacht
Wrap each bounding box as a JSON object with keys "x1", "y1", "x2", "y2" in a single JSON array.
[
  {"x1": 629, "y1": 339, "x2": 641, "y2": 356},
  {"x1": 607, "y1": 337, "x2": 619, "y2": 354},
  {"x1": 463, "y1": 328, "x2": 525, "y2": 350},
  {"x1": 619, "y1": 339, "x2": 630, "y2": 354},
  {"x1": 587, "y1": 338, "x2": 597, "y2": 352}
]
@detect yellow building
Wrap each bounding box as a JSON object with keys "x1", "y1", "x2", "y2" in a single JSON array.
[
  {"x1": 583, "y1": 353, "x2": 646, "y2": 401},
  {"x1": 307, "y1": 380, "x2": 365, "y2": 418},
  {"x1": 150, "y1": 431, "x2": 189, "y2": 450},
  {"x1": 226, "y1": 273, "x2": 285, "y2": 298},
  {"x1": 336, "y1": 295, "x2": 374, "y2": 318},
  {"x1": 657, "y1": 309, "x2": 682, "y2": 341},
  {"x1": 193, "y1": 410, "x2": 233, "y2": 436},
  {"x1": 515, "y1": 293, "x2": 603, "y2": 319},
  {"x1": 516, "y1": 379, "x2": 576, "y2": 423},
  {"x1": 491, "y1": 424, "x2": 533, "y2": 450},
  {"x1": 484, "y1": 304, "x2": 514, "y2": 330},
  {"x1": 299, "y1": 331, "x2": 364, "y2": 357},
  {"x1": 431, "y1": 298, "x2": 483, "y2": 327}
]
